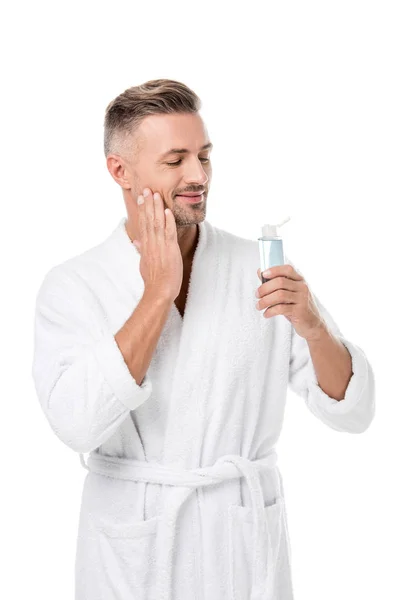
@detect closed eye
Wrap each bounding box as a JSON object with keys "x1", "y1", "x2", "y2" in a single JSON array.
[{"x1": 166, "y1": 158, "x2": 210, "y2": 166}]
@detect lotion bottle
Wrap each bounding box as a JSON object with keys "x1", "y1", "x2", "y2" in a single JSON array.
[{"x1": 258, "y1": 217, "x2": 291, "y2": 283}]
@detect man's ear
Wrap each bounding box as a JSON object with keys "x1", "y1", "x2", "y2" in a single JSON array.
[{"x1": 106, "y1": 154, "x2": 131, "y2": 190}]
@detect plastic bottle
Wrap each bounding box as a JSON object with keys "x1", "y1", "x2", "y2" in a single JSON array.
[{"x1": 258, "y1": 217, "x2": 291, "y2": 283}]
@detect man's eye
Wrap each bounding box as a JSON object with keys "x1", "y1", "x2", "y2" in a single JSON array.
[{"x1": 166, "y1": 158, "x2": 210, "y2": 166}]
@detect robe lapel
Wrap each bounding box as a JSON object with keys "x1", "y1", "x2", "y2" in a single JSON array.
[
  {"x1": 162, "y1": 218, "x2": 226, "y2": 469},
  {"x1": 117, "y1": 216, "x2": 228, "y2": 469}
]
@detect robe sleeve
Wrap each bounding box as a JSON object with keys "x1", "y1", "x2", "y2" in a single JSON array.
[
  {"x1": 286, "y1": 258, "x2": 375, "y2": 434},
  {"x1": 31, "y1": 265, "x2": 153, "y2": 453}
]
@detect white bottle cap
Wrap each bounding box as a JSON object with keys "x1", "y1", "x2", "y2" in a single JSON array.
[{"x1": 261, "y1": 216, "x2": 291, "y2": 238}]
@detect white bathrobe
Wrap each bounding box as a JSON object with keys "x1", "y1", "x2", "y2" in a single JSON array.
[{"x1": 31, "y1": 216, "x2": 375, "y2": 600}]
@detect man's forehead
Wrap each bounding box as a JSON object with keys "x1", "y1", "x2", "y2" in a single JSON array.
[{"x1": 136, "y1": 113, "x2": 212, "y2": 158}]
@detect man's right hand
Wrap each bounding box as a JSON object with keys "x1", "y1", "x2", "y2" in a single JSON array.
[{"x1": 133, "y1": 188, "x2": 183, "y2": 302}]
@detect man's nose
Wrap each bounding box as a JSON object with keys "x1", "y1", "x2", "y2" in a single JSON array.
[{"x1": 184, "y1": 157, "x2": 209, "y2": 185}]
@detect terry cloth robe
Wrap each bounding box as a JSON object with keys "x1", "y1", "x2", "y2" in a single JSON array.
[{"x1": 31, "y1": 216, "x2": 375, "y2": 600}]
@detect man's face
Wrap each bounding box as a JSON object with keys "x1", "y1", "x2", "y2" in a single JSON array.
[{"x1": 114, "y1": 112, "x2": 212, "y2": 228}]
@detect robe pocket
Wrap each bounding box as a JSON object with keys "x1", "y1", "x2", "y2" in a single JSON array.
[
  {"x1": 227, "y1": 496, "x2": 284, "y2": 600},
  {"x1": 94, "y1": 514, "x2": 160, "y2": 600}
]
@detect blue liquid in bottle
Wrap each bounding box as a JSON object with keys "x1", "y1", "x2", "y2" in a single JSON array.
[{"x1": 258, "y1": 218, "x2": 290, "y2": 282}]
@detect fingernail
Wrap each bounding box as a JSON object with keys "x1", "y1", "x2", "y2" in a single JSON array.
[
  {"x1": 154, "y1": 192, "x2": 160, "y2": 200},
  {"x1": 143, "y1": 188, "x2": 150, "y2": 197},
  {"x1": 263, "y1": 269, "x2": 271, "y2": 277},
  {"x1": 137, "y1": 195, "x2": 144, "y2": 205}
]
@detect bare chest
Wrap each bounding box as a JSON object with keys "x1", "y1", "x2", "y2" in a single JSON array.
[
  {"x1": 174, "y1": 268, "x2": 191, "y2": 319},
  {"x1": 174, "y1": 280, "x2": 189, "y2": 319}
]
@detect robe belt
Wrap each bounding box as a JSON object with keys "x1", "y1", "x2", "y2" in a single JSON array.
[{"x1": 79, "y1": 449, "x2": 279, "y2": 600}]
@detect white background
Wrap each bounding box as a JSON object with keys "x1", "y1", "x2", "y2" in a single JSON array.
[{"x1": 1, "y1": 1, "x2": 399, "y2": 598}]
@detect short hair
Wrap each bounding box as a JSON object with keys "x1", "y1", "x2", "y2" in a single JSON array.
[{"x1": 103, "y1": 78, "x2": 202, "y2": 161}]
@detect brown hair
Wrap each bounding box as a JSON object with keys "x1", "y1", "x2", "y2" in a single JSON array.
[{"x1": 103, "y1": 78, "x2": 202, "y2": 161}]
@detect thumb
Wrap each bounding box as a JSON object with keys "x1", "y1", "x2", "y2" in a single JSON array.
[{"x1": 132, "y1": 240, "x2": 141, "y2": 253}]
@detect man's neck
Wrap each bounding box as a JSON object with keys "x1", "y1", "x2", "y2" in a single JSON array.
[
  {"x1": 125, "y1": 219, "x2": 199, "y2": 265},
  {"x1": 178, "y1": 223, "x2": 199, "y2": 265}
]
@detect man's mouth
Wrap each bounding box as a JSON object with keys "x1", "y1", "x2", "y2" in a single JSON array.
[{"x1": 176, "y1": 193, "x2": 204, "y2": 204}]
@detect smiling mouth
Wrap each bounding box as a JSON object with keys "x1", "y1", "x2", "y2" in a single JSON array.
[
  {"x1": 177, "y1": 192, "x2": 205, "y2": 196},
  {"x1": 176, "y1": 193, "x2": 205, "y2": 204}
]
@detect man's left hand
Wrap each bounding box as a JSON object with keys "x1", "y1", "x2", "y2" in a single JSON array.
[{"x1": 256, "y1": 264, "x2": 327, "y2": 341}]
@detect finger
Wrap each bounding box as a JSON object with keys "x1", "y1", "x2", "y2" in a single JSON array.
[
  {"x1": 258, "y1": 276, "x2": 299, "y2": 297},
  {"x1": 256, "y1": 276, "x2": 300, "y2": 304},
  {"x1": 258, "y1": 289, "x2": 298, "y2": 310},
  {"x1": 137, "y1": 193, "x2": 148, "y2": 245},
  {"x1": 153, "y1": 191, "x2": 166, "y2": 238},
  {"x1": 262, "y1": 264, "x2": 304, "y2": 281},
  {"x1": 164, "y1": 206, "x2": 177, "y2": 242},
  {"x1": 143, "y1": 188, "x2": 155, "y2": 236},
  {"x1": 257, "y1": 268, "x2": 272, "y2": 284}
]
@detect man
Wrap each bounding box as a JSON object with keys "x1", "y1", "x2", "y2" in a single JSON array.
[{"x1": 31, "y1": 79, "x2": 375, "y2": 600}]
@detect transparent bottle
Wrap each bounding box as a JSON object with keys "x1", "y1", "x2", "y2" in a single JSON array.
[{"x1": 258, "y1": 217, "x2": 291, "y2": 283}]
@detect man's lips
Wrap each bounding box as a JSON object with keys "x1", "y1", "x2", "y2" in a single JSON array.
[
  {"x1": 177, "y1": 192, "x2": 205, "y2": 197},
  {"x1": 176, "y1": 193, "x2": 204, "y2": 203}
]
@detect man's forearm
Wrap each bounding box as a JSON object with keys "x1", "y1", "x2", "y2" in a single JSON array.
[
  {"x1": 306, "y1": 325, "x2": 353, "y2": 401},
  {"x1": 115, "y1": 289, "x2": 173, "y2": 387}
]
